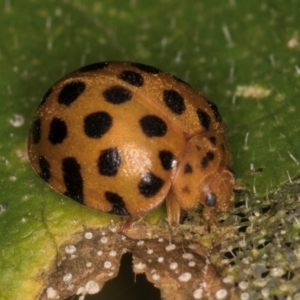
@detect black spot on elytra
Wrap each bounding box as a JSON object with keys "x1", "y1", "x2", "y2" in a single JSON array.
[
  {"x1": 163, "y1": 90, "x2": 186, "y2": 115},
  {"x1": 139, "y1": 115, "x2": 167, "y2": 137},
  {"x1": 98, "y1": 148, "x2": 121, "y2": 176},
  {"x1": 159, "y1": 150, "x2": 176, "y2": 170},
  {"x1": 184, "y1": 163, "x2": 193, "y2": 174},
  {"x1": 63, "y1": 157, "x2": 84, "y2": 204},
  {"x1": 79, "y1": 62, "x2": 109, "y2": 72},
  {"x1": 84, "y1": 111, "x2": 112, "y2": 138},
  {"x1": 181, "y1": 186, "x2": 190, "y2": 194},
  {"x1": 39, "y1": 156, "x2": 51, "y2": 182},
  {"x1": 201, "y1": 151, "x2": 214, "y2": 168},
  {"x1": 206, "y1": 99, "x2": 222, "y2": 123},
  {"x1": 197, "y1": 108, "x2": 211, "y2": 130},
  {"x1": 205, "y1": 193, "x2": 217, "y2": 207},
  {"x1": 40, "y1": 87, "x2": 53, "y2": 106},
  {"x1": 105, "y1": 191, "x2": 130, "y2": 215},
  {"x1": 119, "y1": 70, "x2": 144, "y2": 87},
  {"x1": 31, "y1": 119, "x2": 41, "y2": 144},
  {"x1": 48, "y1": 118, "x2": 67, "y2": 145},
  {"x1": 138, "y1": 172, "x2": 164, "y2": 198},
  {"x1": 209, "y1": 136, "x2": 216, "y2": 145},
  {"x1": 58, "y1": 80, "x2": 86, "y2": 106},
  {"x1": 103, "y1": 86, "x2": 132, "y2": 104},
  {"x1": 131, "y1": 62, "x2": 160, "y2": 74}
]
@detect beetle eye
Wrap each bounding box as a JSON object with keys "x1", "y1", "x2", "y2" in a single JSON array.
[{"x1": 205, "y1": 193, "x2": 217, "y2": 207}]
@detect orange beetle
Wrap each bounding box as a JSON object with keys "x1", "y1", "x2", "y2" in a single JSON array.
[{"x1": 28, "y1": 62, "x2": 235, "y2": 225}]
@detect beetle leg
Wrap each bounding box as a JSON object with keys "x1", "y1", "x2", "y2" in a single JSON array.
[{"x1": 166, "y1": 191, "x2": 181, "y2": 226}]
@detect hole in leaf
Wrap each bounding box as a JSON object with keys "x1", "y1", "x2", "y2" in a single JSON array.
[
  {"x1": 281, "y1": 271, "x2": 294, "y2": 280},
  {"x1": 238, "y1": 225, "x2": 248, "y2": 233},
  {"x1": 234, "y1": 200, "x2": 246, "y2": 208},
  {"x1": 257, "y1": 240, "x2": 271, "y2": 249},
  {"x1": 261, "y1": 271, "x2": 269, "y2": 278},
  {"x1": 65, "y1": 252, "x2": 161, "y2": 300},
  {"x1": 260, "y1": 205, "x2": 272, "y2": 214}
]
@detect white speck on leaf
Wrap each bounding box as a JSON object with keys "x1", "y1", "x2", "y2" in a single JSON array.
[
  {"x1": 137, "y1": 240, "x2": 144, "y2": 246},
  {"x1": 178, "y1": 272, "x2": 192, "y2": 282},
  {"x1": 100, "y1": 236, "x2": 108, "y2": 244},
  {"x1": 158, "y1": 257, "x2": 164, "y2": 263},
  {"x1": 235, "y1": 85, "x2": 271, "y2": 98},
  {"x1": 182, "y1": 253, "x2": 194, "y2": 260},
  {"x1": 63, "y1": 273, "x2": 72, "y2": 282},
  {"x1": 85, "y1": 281, "x2": 100, "y2": 294},
  {"x1": 134, "y1": 262, "x2": 146, "y2": 270},
  {"x1": 165, "y1": 244, "x2": 176, "y2": 251},
  {"x1": 85, "y1": 232, "x2": 93, "y2": 239},
  {"x1": 215, "y1": 289, "x2": 228, "y2": 299},
  {"x1": 104, "y1": 261, "x2": 112, "y2": 269},
  {"x1": 169, "y1": 262, "x2": 178, "y2": 270},
  {"x1": 239, "y1": 281, "x2": 249, "y2": 290},
  {"x1": 9, "y1": 114, "x2": 24, "y2": 127},
  {"x1": 193, "y1": 288, "x2": 203, "y2": 299},
  {"x1": 65, "y1": 245, "x2": 76, "y2": 254},
  {"x1": 287, "y1": 36, "x2": 299, "y2": 48},
  {"x1": 46, "y1": 287, "x2": 59, "y2": 299}
]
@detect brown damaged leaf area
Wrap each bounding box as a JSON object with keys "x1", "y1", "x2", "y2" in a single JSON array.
[{"x1": 37, "y1": 223, "x2": 240, "y2": 300}]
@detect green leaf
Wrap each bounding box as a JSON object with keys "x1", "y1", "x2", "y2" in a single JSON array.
[{"x1": 0, "y1": 1, "x2": 299, "y2": 299}]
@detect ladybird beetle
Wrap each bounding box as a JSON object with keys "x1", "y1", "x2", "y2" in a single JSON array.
[{"x1": 28, "y1": 61, "x2": 235, "y2": 225}]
